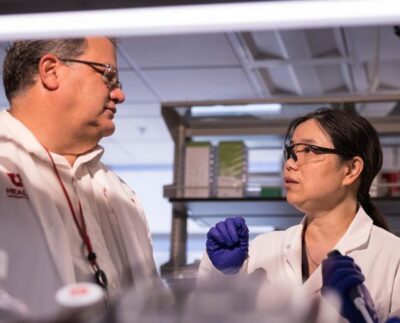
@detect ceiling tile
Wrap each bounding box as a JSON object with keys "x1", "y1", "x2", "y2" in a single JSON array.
[
  {"x1": 350, "y1": 26, "x2": 400, "y2": 61},
  {"x1": 305, "y1": 28, "x2": 338, "y2": 58},
  {"x1": 267, "y1": 67, "x2": 299, "y2": 95},
  {"x1": 375, "y1": 62, "x2": 400, "y2": 89},
  {"x1": 251, "y1": 31, "x2": 284, "y2": 59},
  {"x1": 119, "y1": 34, "x2": 239, "y2": 68},
  {"x1": 143, "y1": 68, "x2": 256, "y2": 101},
  {"x1": 315, "y1": 65, "x2": 346, "y2": 93}
]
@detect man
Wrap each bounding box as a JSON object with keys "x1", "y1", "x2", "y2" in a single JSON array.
[{"x1": 0, "y1": 37, "x2": 160, "y2": 317}]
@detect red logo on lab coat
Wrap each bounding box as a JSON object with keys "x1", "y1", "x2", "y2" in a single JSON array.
[
  {"x1": 6, "y1": 173, "x2": 29, "y2": 199},
  {"x1": 7, "y1": 173, "x2": 23, "y2": 187}
]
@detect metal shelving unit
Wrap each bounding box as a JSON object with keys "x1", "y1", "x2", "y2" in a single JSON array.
[{"x1": 160, "y1": 97, "x2": 400, "y2": 278}]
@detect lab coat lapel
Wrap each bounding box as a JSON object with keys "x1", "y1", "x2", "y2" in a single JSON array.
[
  {"x1": 303, "y1": 207, "x2": 373, "y2": 295},
  {"x1": 283, "y1": 221, "x2": 305, "y2": 285},
  {"x1": 333, "y1": 207, "x2": 372, "y2": 255},
  {"x1": 92, "y1": 165, "x2": 156, "y2": 281},
  {"x1": 303, "y1": 265, "x2": 323, "y2": 294},
  {"x1": 284, "y1": 217, "x2": 323, "y2": 294},
  {"x1": 0, "y1": 111, "x2": 76, "y2": 285},
  {"x1": 17, "y1": 150, "x2": 75, "y2": 285}
]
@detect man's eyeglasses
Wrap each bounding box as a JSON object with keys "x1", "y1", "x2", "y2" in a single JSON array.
[
  {"x1": 283, "y1": 143, "x2": 340, "y2": 165},
  {"x1": 60, "y1": 58, "x2": 122, "y2": 89}
]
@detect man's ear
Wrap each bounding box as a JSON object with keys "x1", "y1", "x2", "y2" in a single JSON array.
[
  {"x1": 342, "y1": 156, "x2": 364, "y2": 186},
  {"x1": 38, "y1": 54, "x2": 60, "y2": 90}
]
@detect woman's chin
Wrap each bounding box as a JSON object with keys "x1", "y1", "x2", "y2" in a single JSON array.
[{"x1": 286, "y1": 195, "x2": 306, "y2": 213}]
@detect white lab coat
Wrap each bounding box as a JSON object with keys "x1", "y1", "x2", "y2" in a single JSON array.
[
  {"x1": 0, "y1": 110, "x2": 160, "y2": 317},
  {"x1": 198, "y1": 207, "x2": 400, "y2": 322}
]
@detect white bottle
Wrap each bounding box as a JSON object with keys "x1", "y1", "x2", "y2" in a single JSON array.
[{"x1": 55, "y1": 282, "x2": 106, "y2": 321}]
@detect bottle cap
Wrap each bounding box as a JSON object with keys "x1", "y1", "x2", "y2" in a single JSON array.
[{"x1": 55, "y1": 283, "x2": 104, "y2": 308}]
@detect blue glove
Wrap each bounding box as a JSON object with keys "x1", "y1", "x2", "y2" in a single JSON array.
[
  {"x1": 321, "y1": 251, "x2": 378, "y2": 323},
  {"x1": 206, "y1": 216, "x2": 249, "y2": 274},
  {"x1": 386, "y1": 318, "x2": 400, "y2": 323}
]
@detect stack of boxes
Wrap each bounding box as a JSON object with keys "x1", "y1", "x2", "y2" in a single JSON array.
[{"x1": 183, "y1": 141, "x2": 247, "y2": 198}]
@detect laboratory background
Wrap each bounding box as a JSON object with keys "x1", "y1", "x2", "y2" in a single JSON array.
[
  {"x1": 0, "y1": 0, "x2": 399, "y2": 277},
  {"x1": 1, "y1": 0, "x2": 400, "y2": 321}
]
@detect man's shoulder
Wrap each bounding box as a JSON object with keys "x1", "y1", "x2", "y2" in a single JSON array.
[{"x1": 93, "y1": 161, "x2": 137, "y2": 194}]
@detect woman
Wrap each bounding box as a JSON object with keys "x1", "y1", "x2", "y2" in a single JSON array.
[{"x1": 198, "y1": 108, "x2": 400, "y2": 322}]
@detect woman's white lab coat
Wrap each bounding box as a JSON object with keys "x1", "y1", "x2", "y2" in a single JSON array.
[{"x1": 198, "y1": 207, "x2": 400, "y2": 322}]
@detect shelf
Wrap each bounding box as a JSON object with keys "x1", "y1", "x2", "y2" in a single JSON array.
[
  {"x1": 160, "y1": 101, "x2": 400, "y2": 275},
  {"x1": 168, "y1": 197, "x2": 400, "y2": 230}
]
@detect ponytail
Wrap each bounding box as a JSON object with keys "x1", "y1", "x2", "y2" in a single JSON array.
[{"x1": 359, "y1": 193, "x2": 390, "y2": 231}]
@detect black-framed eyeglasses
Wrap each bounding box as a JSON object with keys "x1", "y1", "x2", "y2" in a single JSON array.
[
  {"x1": 283, "y1": 143, "x2": 340, "y2": 164},
  {"x1": 60, "y1": 58, "x2": 122, "y2": 89}
]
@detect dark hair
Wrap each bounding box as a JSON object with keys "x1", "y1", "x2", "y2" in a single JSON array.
[
  {"x1": 285, "y1": 107, "x2": 389, "y2": 231},
  {"x1": 2, "y1": 37, "x2": 117, "y2": 102}
]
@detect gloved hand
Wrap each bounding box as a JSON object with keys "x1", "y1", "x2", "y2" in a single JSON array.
[
  {"x1": 206, "y1": 216, "x2": 249, "y2": 274},
  {"x1": 386, "y1": 318, "x2": 400, "y2": 323},
  {"x1": 321, "y1": 251, "x2": 379, "y2": 323}
]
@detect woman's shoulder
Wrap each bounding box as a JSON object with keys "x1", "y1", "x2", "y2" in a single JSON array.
[{"x1": 370, "y1": 224, "x2": 400, "y2": 251}]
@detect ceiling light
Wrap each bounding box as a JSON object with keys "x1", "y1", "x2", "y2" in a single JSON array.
[
  {"x1": 0, "y1": 0, "x2": 400, "y2": 40},
  {"x1": 191, "y1": 104, "x2": 282, "y2": 117}
]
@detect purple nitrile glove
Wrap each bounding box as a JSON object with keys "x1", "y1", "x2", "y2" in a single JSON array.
[
  {"x1": 386, "y1": 318, "x2": 400, "y2": 323},
  {"x1": 206, "y1": 216, "x2": 249, "y2": 274},
  {"x1": 321, "y1": 251, "x2": 378, "y2": 323}
]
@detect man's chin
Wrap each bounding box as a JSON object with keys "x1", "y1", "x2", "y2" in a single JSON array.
[{"x1": 101, "y1": 123, "x2": 116, "y2": 137}]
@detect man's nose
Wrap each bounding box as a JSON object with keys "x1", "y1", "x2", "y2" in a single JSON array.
[{"x1": 110, "y1": 87, "x2": 125, "y2": 104}]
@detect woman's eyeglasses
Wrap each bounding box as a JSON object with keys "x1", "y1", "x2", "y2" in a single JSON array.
[
  {"x1": 284, "y1": 143, "x2": 340, "y2": 165},
  {"x1": 60, "y1": 58, "x2": 122, "y2": 89}
]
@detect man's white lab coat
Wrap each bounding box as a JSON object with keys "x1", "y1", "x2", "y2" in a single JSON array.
[
  {"x1": 198, "y1": 207, "x2": 400, "y2": 322},
  {"x1": 0, "y1": 110, "x2": 160, "y2": 317}
]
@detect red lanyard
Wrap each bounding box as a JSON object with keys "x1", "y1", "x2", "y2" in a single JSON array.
[{"x1": 43, "y1": 147, "x2": 108, "y2": 291}]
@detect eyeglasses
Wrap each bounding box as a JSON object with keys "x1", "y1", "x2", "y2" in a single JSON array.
[
  {"x1": 283, "y1": 143, "x2": 340, "y2": 165},
  {"x1": 60, "y1": 58, "x2": 122, "y2": 89}
]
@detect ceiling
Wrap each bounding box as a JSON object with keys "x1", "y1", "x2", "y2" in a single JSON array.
[
  {"x1": 1, "y1": 24, "x2": 400, "y2": 166},
  {"x1": 1, "y1": 5, "x2": 400, "y2": 233},
  {"x1": 2, "y1": 25, "x2": 400, "y2": 104}
]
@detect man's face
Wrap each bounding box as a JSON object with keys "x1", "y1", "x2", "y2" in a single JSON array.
[{"x1": 60, "y1": 37, "x2": 125, "y2": 145}]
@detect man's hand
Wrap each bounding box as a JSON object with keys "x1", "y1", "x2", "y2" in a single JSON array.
[
  {"x1": 206, "y1": 217, "x2": 249, "y2": 274},
  {"x1": 321, "y1": 252, "x2": 378, "y2": 323}
]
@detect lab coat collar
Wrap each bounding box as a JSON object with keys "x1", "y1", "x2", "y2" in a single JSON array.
[
  {"x1": 283, "y1": 219, "x2": 324, "y2": 294},
  {"x1": 333, "y1": 206, "x2": 373, "y2": 255},
  {"x1": 0, "y1": 109, "x2": 48, "y2": 160},
  {"x1": 284, "y1": 207, "x2": 373, "y2": 294},
  {"x1": 0, "y1": 109, "x2": 104, "y2": 169},
  {"x1": 283, "y1": 222, "x2": 305, "y2": 286}
]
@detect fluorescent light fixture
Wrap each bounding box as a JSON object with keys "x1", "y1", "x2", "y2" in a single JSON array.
[
  {"x1": 191, "y1": 104, "x2": 282, "y2": 117},
  {"x1": 0, "y1": 0, "x2": 400, "y2": 40}
]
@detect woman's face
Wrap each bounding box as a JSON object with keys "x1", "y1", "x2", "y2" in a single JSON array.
[{"x1": 283, "y1": 118, "x2": 348, "y2": 214}]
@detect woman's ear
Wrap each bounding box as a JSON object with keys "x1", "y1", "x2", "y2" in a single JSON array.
[
  {"x1": 38, "y1": 54, "x2": 60, "y2": 90},
  {"x1": 342, "y1": 156, "x2": 364, "y2": 186}
]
